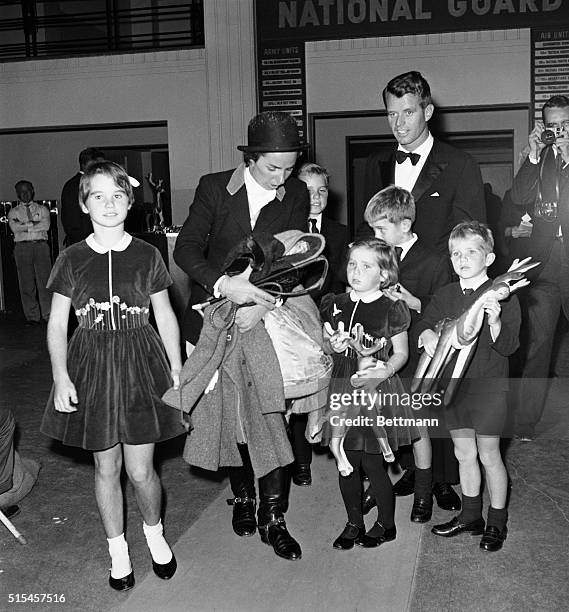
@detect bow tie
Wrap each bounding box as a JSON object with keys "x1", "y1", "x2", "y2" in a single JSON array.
[{"x1": 395, "y1": 150, "x2": 421, "y2": 166}]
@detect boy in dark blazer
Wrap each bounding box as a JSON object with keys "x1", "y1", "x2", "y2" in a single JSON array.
[
  {"x1": 417, "y1": 221, "x2": 521, "y2": 552},
  {"x1": 298, "y1": 163, "x2": 348, "y2": 300},
  {"x1": 288, "y1": 163, "x2": 349, "y2": 488},
  {"x1": 358, "y1": 70, "x2": 485, "y2": 253},
  {"x1": 174, "y1": 111, "x2": 310, "y2": 561},
  {"x1": 361, "y1": 186, "x2": 459, "y2": 523}
]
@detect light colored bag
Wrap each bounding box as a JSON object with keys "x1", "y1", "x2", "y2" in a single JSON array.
[{"x1": 264, "y1": 297, "x2": 332, "y2": 402}]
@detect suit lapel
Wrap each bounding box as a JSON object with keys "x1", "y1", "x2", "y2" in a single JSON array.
[
  {"x1": 412, "y1": 140, "x2": 448, "y2": 202},
  {"x1": 228, "y1": 186, "x2": 253, "y2": 235},
  {"x1": 399, "y1": 241, "x2": 422, "y2": 275},
  {"x1": 255, "y1": 194, "x2": 287, "y2": 232},
  {"x1": 383, "y1": 153, "x2": 395, "y2": 187}
]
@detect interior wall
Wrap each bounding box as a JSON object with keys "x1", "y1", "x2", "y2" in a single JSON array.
[
  {"x1": 305, "y1": 29, "x2": 530, "y2": 112},
  {"x1": 0, "y1": 0, "x2": 257, "y2": 228},
  {"x1": 0, "y1": 125, "x2": 168, "y2": 201},
  {"x1": 0, "y1": 49, "x2": 208, "y2": 224}
]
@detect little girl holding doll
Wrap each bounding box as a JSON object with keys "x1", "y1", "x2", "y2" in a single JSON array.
[{"x1": 321, "y1": 238, "x2": 421, "y2": 550}]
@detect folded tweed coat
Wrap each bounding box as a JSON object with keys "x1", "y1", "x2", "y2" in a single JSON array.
[{"x1": 163, "y1": 299, "x2": 293, "y2": 478}]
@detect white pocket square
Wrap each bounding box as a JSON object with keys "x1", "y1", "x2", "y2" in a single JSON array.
[{"x1": 430, "y1": 192, "x2": 440, "y2": 197}]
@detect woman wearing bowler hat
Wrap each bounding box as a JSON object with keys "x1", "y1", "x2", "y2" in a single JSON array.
[{"x1": 174, "y1": 111, "x2": 309, "y2": 560}]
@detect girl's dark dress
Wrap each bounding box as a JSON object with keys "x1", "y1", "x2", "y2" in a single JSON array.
[
  {"x1": 41, "y1": 234, "x2": 185, "y2": 451},
  {"x1": 320, "y1": 291, "x2": 421, "y2": 453}
]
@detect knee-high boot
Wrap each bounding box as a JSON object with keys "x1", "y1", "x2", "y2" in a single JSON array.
[
  {"x1": 257, "y1": 466, "x2": 301, "y2": 560},
  {"x1": 288, "y1": 413, "x2": 312, "y2": 486},
  {"x1": 227, "y1": 444, "x2": 257, "y2": 537}
]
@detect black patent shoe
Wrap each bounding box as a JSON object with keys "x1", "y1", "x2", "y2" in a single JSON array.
[
  {"x1": 480, "y1": 525, "x2": 507, "y2": 552},
  {"x1": 410, "y1": 497, "x2": 433, "y2": 523},
  {"x1": 362, "y1": 488, "x2": 376, "y2": 515},
  {"x1": 227, "y1": 496, "x2": 257, "y2": 537},
  {"x1": 152, "y1": 554, "x2": 177, "y2": 580},
  {"x1": 431, "y1": 515, "x2": 485, "y2": 537},
  {"x1": 393, "y1": 468, "x2": 415, "y2": 496},
  {"x1": 292, "y1": 464, "x2": 312, "y2": 487},
  {"x1": 258, "y1": 516, "x2": 302, "y2": 560},
  {"x1": 432, "y1": 482, "x2": 461, "y2": 511},
  {"x1": 333, "y1": 522, "x2": 366, "y2": 550},
  {"x1": 109, "y1": 571, "x2": 135, "y2": 592},
  {"x1": 356, "y1": 522, "x2": 397, "y2": 548}
]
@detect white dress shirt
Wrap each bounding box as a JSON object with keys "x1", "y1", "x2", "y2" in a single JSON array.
[
  {"x1": 394, "y1": 133, "x2": 434, "y2": 193},
  {"x1": 244, "y1": 166, "x2": 276, "y2": 229}
]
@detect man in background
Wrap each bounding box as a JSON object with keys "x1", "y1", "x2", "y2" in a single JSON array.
[{"x1": 7, "y1": 180, "x2": 51, "y2": 325}]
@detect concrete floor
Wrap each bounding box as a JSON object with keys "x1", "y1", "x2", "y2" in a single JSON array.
[{"x1": 1, "y1": 314, "x2": 568, "y2": 612}]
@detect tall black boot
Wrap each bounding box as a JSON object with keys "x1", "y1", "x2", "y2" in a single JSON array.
[
  {"x1": 289, "y1": 413, "x2": 312, "y2": 486},
  {"x1": 258, "y1": 466, "x2": 302, "y2": 560},
  {"x1": 227, "y1": 445, "x2": 257, "y2": 537}
]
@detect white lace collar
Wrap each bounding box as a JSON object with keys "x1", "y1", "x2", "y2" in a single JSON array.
[
  {"x1": 349, "y1": 289, "x2": 383, "y2": 303},
  {"x1": 86, "y1": 232, "x2": 132, "y2": 254}
]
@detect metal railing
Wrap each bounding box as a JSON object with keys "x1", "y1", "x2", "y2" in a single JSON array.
[{"x1": 0, "y1": 0, "x2": 204, "y2": 61}]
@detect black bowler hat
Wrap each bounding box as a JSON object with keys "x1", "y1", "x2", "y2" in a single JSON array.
[{"x1": 237, "y1": 111, "x2": 308, "y2": 153}]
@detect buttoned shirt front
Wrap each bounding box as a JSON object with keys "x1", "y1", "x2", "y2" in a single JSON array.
[{"x1": 8, "y1": 201, "x2": 50, "y2": 242}]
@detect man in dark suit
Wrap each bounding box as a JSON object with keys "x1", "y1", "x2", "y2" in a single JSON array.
[
  {"x1": 356, "y1": 70, "x2": 485, "y2": 503},
  {"x1": 60, "y1": 147, "x2": 105, "y2": 246},
  {"x1": 361, "y1": 186, "x2": 459, "y2": 522},
  {"x1": 359, "y1": 70, "x2": 485, "y2": 254},
  {"x1": 60, "y1": 148, "x2": 106, "y2": 335},
  {"x1": 510, "y1": 95, "x2": 569, "y2": 441},
  {"x1": 174, "y1": 111, "x2": 309, "y2": 561}
]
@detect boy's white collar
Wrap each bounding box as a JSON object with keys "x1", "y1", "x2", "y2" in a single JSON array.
[
  {"x1": 86, "y1": 232, "x2": 132, "y2": 253},
  {"x1": 460, "y1": 274, "x2": 489, "y2": 292}
]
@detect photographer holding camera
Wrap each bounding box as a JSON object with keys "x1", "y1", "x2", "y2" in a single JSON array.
[{"x1": 511, "y1": 95, "x2": 569, "y2": 441}]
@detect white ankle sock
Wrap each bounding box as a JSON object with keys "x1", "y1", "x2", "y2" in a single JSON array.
[
  {"x1": 143, "y1": 520, "x2": 173, "y2": 564},
  {"x1": 107, "y1": 533, "x2": 132, "y2": 579}
]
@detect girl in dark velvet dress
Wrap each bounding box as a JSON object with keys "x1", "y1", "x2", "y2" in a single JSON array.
[
  {"x1": 41, "y1": 162, "x2": 185, "y2": 591},
  {"x1": 321, "y1": 238, "x2": 421, "y2": 550}
]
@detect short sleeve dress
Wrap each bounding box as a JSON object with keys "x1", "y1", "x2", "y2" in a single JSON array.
[
  {"x1": 320, "y1": 291, "x2": 422, "y2": 454},
  {"x1": 41, "y1": 234, "x2": 185, "y2": 451}
]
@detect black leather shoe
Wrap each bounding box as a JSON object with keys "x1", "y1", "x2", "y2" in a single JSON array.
[
  {"x1": 480, "y1": 525, "x2": 507, "y2": 552},
  {"x1": 432, "y1": 482, "x2": 461, "y2": 511},
  {"x1": 393, "y1": 468, "x2": 415, "y2": 496},
  {"x1": 1, "y1": 505, "x2": 20, "y2": 519},
  {"x1": 227, "y1": 496, "x2": 257, "y2": 537},
  {"x1": 410, "y1": 497, "x2": 433, "y2": 523},
  {"x1": 152, "y1": 554, "x2": 177, "y2": 579},
  {"x1": 356, "y1": 522, "x2": 397, "y2": 548},
  {"x1": 259, "y1": 516, "x2": 302, "y2": 560},
  {"x1": 362, "y1": 488, "x2": 376, "y2": 515},
  {"x1": 292, "y1": 464, "x2": 312, "y2": 487},
  {"x1": 109, "y1": 571, "x2": 135, "y2": 591},
  {"x1": 333, "y1": 522, "x2": 366, "y2": 550},
  {"x1": 431, "y1": 515, "x2": 485, "y2": 537}
]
